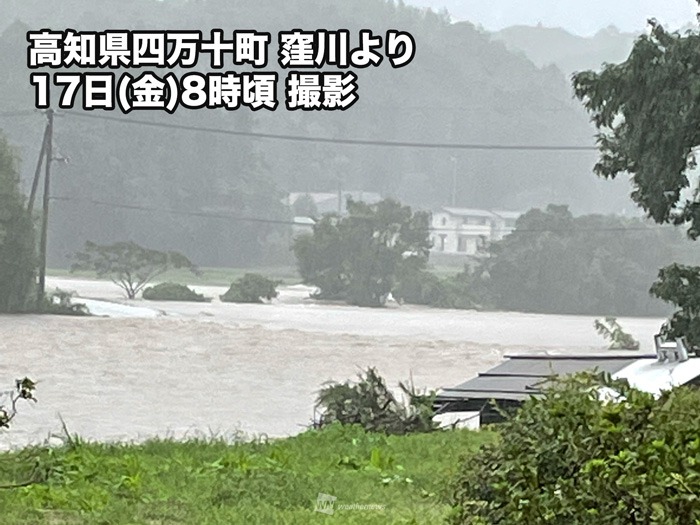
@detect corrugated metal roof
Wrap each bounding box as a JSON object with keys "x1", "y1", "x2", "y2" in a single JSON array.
[{"x1": 437, "y1": 355, "x2": 645, "y2": 402}]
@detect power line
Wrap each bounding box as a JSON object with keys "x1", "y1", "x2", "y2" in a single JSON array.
[
  {"x1": 50, "y1": 195, "x2": 672, "y2": 234},
  {"x1": 0, "y1": 110, "x2": 39, "y2": 118},
  {"x1": 61, "y1": 111, "x2": 598, "y2": 152},
  {"x1": 50, "y1": 196, "x2": 300, "y2": 226}
]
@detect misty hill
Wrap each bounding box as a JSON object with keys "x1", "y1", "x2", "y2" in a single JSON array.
[
  {"x1": 491, "y1": 24, "x2": 639, "y2": 75},
  {"x1": 0, "y1": 0, "x2": 632, "y2": 267}
]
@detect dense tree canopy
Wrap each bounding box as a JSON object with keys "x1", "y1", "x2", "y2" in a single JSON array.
[
  {"x1": 293, "y1": 198, "x2": 431, "y2": 307},
  {"x1": 573, "y1": 21, "x2": 700, "y2": 240},
  {"x1": 0, "y1": 132, "x2": 35, "y2": 313},
  {"x1": 474, "y1": 204, "x2": 690, "y2": 316},
  {"x1": 573, "y1": 19, "x2": 699, "y2": 345}
]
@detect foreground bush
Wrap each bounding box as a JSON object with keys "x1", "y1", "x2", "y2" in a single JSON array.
[
  {"x1": 315, "y1": 367, "x2": 437, "y2": 435},
  {"x1": 448, "y1": 373, "x2": 700, "y2": 524},
  {"x1": 142, "y1": 282, "x2": 208, "y2": 302},
  {"x1": 220, "y1": 273, "x2": 280, "y2": 304}
]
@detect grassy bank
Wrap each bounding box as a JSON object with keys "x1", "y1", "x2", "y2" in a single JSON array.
[
  {"x1": 0, "y1": 425, "x2": 492, "y2": 524},
  {"x1": 47, "y1": 266, "x2": 302, "y2": 287}
]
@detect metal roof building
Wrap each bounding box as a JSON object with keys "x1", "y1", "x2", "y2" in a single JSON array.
[{"x1": 435, "y1": 338, "x2": 700, "y2": 426}]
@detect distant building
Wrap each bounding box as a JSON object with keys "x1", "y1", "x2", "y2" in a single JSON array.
[
  {"x1": 431, "y1": 207, "x2": 521, "y2": 257},
  {"x1": 286, "y1": 191, "x2": 382, "y2": 217},
  {"x1": 291, "y1": 216, "x2": 316, "y2": 237}
]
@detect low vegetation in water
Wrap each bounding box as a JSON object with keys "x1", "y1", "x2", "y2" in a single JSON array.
[
  {"x1": 142, "y1": 282, "x2": 209, "y2": 303},
  {"x1": 594, "y1": 317, "x2": 640, "y2": 350},
  {"x1": 220, "y1": 273, "x2": 280, "y2": 304}
]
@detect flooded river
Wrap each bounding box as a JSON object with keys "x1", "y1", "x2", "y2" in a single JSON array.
[{"x1": 0, "y1": 278, "x2": 665, "y2": 450}]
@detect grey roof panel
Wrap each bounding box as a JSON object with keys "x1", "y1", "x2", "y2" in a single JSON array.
[
  {"x1": 437, "y1": 356, "x2": 641, "y2": 404},
  {"x1": 479, "y1": 357, "x2": 637, "y2": 379}
]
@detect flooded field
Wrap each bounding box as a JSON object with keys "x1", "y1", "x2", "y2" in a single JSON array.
[{"x1": 0, "y1": 277, "x2": 665, "y2": 450}]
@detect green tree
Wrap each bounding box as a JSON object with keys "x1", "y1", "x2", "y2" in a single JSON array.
[
  {"x1": 71, "y1": 241, "x2": 197, "y2": 299},
  {"x1": 573, "y1": 19, "x2": 700, "y2": 344},
  {"x1": 0, "y1": 132, "x2": 35, "y2": 313},
  {"x1": 293, "y1": 198, "x2": 431, "y2": 307}
]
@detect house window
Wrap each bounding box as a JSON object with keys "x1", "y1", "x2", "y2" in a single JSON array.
[
  {"x1": 441, "y1": 217, "x2": 447, "y2": 226},
  {"x1": 438, "y1": 234, "x2": 447, "y2": 252}
]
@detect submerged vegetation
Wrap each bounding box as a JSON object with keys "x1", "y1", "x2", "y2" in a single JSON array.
[
  {"x1": 142, "y1": 282, "x2": 209, "y2": 303},
  {"x1": 220, "y1": 273, "x2": 280, "y2": 304},
  {"x1": 594, "y1": 317, "x2": 640, "y2": 350}
]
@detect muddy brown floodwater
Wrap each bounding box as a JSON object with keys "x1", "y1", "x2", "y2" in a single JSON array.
[{"x1": 0, "y1": 278, "x2": 665, "y2": 450}]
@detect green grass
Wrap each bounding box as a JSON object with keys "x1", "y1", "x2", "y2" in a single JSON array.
[
  {"x1": 0, "y1": 425, "x2": 493, "y2": 524},
  {"x1": 47, "y1": 266, "x2": 302, "y2": 287}
]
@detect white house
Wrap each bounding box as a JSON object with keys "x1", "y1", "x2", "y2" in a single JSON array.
[{"x1": 431, "y1": 207, "x2": 521, "y2": 257}]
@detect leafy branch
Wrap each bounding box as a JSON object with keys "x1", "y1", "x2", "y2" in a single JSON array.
[{"x1": 0, "y1": 377, "x2": 37, "y2": 430}]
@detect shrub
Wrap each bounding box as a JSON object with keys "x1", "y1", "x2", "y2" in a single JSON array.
[
  {"x1": 220, "y1": 274, "x2": 280, "y2": 304},
  {"x1": 314, "y1": 367, "x2": 437, "y2": 435},
  {"x1": 447, "y1": 372, "x2": 700, "y2": 524},
  {"x1": 142, "y1": 282, "x2": 208, "y2": 302},
  {"x1": 394, "y1": 267, "x2": 480, "y2": 310},
  {"x1": 393, "y1": 268, "x2": 445, "y2": 306}
]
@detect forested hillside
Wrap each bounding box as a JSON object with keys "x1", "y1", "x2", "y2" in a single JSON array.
[
  {"x1": 1, "y1": 0, "x2": 631, "y2": 266},
  {"x1": 492, "y1": 25, "x2": 638, "y2": 76}
]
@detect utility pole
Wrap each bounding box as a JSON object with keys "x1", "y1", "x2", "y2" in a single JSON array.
[
  {"x1": 337, "y1": 178, "x2": 342, "y2": 215},
  {"x1": 450, "y1": 156, "x2": 457, "y2": 207},
  {"x1": 36, "y1": 108, "x2": 54, "y2": 304},
  {"x1": 27, "y1": 125, "x2": 49, "y2": 215}
]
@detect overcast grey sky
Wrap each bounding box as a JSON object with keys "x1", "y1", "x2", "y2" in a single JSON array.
[{"x1": 411, "y1": 0, "x2": 698, "y2": 35}]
